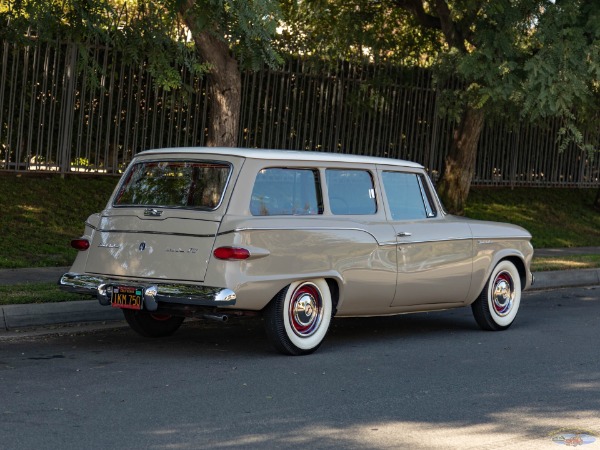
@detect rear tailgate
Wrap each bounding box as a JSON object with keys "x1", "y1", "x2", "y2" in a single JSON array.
[{"x1": 85, "y1": 211, "x2": 219, "y2": 282}]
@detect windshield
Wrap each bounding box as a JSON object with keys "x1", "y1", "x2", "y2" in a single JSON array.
[{"x1": 114, "y1": 160, "x2": 231, "y2": 210}]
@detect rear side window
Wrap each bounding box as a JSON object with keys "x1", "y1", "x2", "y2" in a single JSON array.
[
  {"x1": 114, "y1": 161, "x2": 230, "y2": 210},
  {"x1": 326, "y1": 169, "x2": 377, "y2": 215},
  {"x1": 382, "y1": 171, "x2": 437, "y2": 220},
  {"x1": 250, "y1": 168, "x2": 323, "y2": 216}
]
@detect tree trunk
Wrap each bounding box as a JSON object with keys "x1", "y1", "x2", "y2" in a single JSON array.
[
  {"x1": 179, "y1": 3, "x2": 241, "y2": 147},
  {"x1": 436, "y1": 106, "x2": 485, "y2": 215}
]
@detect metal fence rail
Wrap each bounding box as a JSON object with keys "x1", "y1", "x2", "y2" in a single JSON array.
[{"x1": 1, "y1": 38, "x2": 599, "y2": 186}]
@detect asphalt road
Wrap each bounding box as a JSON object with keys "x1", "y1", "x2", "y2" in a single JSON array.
[{"x1": 1, "y1": 286, "x2": 599, "y2": 450}]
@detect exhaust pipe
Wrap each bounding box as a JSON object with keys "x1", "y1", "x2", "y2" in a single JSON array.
[{"x1": 203, "y1": 313, "x2": 229, "y2": 323}]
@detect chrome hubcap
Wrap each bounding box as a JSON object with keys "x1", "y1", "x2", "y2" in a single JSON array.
[
  {"x1": 289, "y1": 284, "x2": 323, "y2": 337},
  {"x1": 492, "y1": 271, "x2": 514, "y2": 316}
]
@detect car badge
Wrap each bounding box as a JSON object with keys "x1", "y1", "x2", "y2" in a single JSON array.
[
  {"x1": 98, "y1": 243, "x2": 120, "y2": 248},
  {"x1": 139, "y1": 242, "x2": 146, "y2": 251}
]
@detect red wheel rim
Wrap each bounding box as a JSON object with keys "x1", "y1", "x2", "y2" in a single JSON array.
[
  {"x1": 288, "y1": 283, "x2": 323, "y2": 337},
  {"x1": 492, "y1": 271, "x2": 514, "y2": 316}
]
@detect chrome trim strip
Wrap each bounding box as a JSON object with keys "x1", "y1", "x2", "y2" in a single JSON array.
[
  {"x1": 227, "y1": 227, "x2": 472, "y2": 246},
  {"x1": 397, "y1": 236, "x2": 472, "y2": 244},
  {"x1": 222, "y1": 226, "x2": 382, "y2": 244},
  {"x1": 396, "y1": 236, "x2": 527, "y2": 245},
  {"x1": 59, "y1": 273, "x2": 236, "y2": 309},
  {"x1": 226, "y1": 226, "x2": 374, "y2": 233},
  {"x1": 91, "y1": 229, "x2": 217, "y2": 238},
  {"x1": 472, "y1": 236, "x2": 529, "y2": 241}
]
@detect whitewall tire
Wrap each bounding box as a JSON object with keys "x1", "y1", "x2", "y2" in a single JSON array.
[
  {"x1": 472, "y1": 260, "x2": 522, "y2": 331},
  {"x1": 264, "y1": 279, "x2": 333, "y2": 355}
]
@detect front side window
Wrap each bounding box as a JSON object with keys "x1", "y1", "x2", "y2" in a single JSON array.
[
  {"x1": 250, "y1": 168, "x2": 322, "y2": 216},
  {"x1": 382, "y1": 171, "x2": 437, "y2": 221},
  {"x1": 114, "y1": 160, "x2": 230, "y2": 210},
  {"x1": 326, "y1": 169, "x2": 377, "y2": 215}
]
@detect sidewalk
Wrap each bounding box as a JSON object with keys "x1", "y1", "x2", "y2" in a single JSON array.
[{"x1": 0, "y1": 247, "x2": 598, "y2": 332}]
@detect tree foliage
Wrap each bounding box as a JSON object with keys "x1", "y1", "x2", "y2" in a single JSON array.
[
  {"x1": 520, "y1": 1, "x2": 600, "y2": 153},
  {"x1": 0, "y1": 0, "x2": 281, "y2": 89},
  {"x1": 285, "y1": 0, "x2": 599, "y2": 212},
  {"x1": 277, "y1": 0, "x2": 441, "y2": 64},
  {"x1": 280, "y1": 1, "x2": 600, "y2": 149}
]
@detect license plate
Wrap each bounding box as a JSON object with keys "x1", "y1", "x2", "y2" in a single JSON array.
[{"x1": 111, "y1": 286, "x2": 143, "y2": 310}]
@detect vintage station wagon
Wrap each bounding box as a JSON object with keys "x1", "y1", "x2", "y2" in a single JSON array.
[{"x1": 60, "y1": 147, "x2": 534, "y2": 355}]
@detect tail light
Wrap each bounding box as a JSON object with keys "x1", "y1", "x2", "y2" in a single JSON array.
[
  {"x1": 213, "y1": 246, "x2": 250, "y2": 260},
  {"x1": 71, "y1": 238, "x2": 90, "y2": 251}
]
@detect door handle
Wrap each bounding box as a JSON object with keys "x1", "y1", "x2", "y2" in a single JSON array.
[{"x1": 397, "y1": 232, "x2": 412, "y2": 237}]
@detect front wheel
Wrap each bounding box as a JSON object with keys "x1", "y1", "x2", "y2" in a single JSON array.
[
  {"x1": 123, "y1": 310, "x2": 185, "y2": 338},
  {"x1": 264, "y1": 279, "x2": 333, "y2": 356},
  {"x1": 472, "y1": 260, "x2": 522, "y2": 331}
]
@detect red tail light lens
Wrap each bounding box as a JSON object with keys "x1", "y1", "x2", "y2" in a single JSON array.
[
  {"x1": 213, "y1": 247, "x2": 250, "y2": 260},
  {"x1": 71, "y1": 238, "x2": 90, "y2": 251}
]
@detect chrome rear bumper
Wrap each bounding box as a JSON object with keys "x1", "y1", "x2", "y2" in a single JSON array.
[{"x1": 59, "y1": 272, "x2": 236, "y2": 311}]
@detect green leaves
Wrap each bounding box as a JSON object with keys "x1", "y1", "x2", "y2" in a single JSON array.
[
  {"x1": 409, "y1": 0, "x2": 600, "y2": 154},
  {"x1": 181, "y1": 0, "x2": 283, "y2": 71},
  {"x1": 518, "y1": 1, "x2": 600, "y2": 153},
  {"x1": 3, "y1": 0, "x2": 282, "y2": 90},
  {"x1": 276, "y1": 0, "x2": 440, "y2": 65}
]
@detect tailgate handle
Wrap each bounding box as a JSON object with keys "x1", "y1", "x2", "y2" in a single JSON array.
[{"x1": 144, "y1": 208, "x2": 163, "y2": 217}]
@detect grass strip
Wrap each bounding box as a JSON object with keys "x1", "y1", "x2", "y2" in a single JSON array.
[
  {"x1": 531, "y1": 255, "x2": 600, "y2": 272},
  {"x1": 465, "y1": 187, "x2": 600, "y2": 249},
  {"x1": 0, "y1": 283, "x2": 93, "y2": 306},
  {"x1": 0, "y1": 173, "x2": 118, "y2": 269}
]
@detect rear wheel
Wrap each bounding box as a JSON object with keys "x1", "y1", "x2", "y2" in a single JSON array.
[
  {"x1": 472, "y1": 260, "x2": 522, "y2": 331},
  {"x1": 264, "y1": 279, "x2": 333, "y2": 356},
  {"x1": 123, "y1": 310, "x2": 185, "y2": 337}
]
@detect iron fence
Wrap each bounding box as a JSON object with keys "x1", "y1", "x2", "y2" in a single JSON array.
[{"x1": 1, "y1": 37, "x2": 599, "y2": 186}]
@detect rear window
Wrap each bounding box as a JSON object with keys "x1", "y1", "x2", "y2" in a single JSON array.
[
  {"x1": 325, "y1": 169, "x2": 377, "y2": 215},
  {"x1": 114, "y1": 160, "x2": 231, "y2": 209},
  {"x1": 250, "y1": 168, "x2": 323, "y2": 216}
]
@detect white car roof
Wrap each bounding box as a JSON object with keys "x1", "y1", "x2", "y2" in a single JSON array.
[{"x1": 137, "y1": 147, "x2": 424, "y2": 169}]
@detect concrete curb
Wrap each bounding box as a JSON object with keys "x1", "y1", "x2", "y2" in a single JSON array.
[
  {"x1": 0, "y1": 269, "x2": 598, "y2": 331},
  {"x1": 530, "y1": 268, "x2": 600, "y2": 291},
  {"x1": 1, "y1": 300, "x2": 122, "y2": 330}
]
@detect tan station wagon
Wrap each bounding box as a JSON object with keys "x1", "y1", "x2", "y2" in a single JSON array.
[{"x1": 60, "y1": 147, "x2": 534, "y2": 355}]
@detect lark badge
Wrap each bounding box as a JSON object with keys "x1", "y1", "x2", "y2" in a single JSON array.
[{"x1": 98, "y1": 243, "x2": 120, "y2": 249}]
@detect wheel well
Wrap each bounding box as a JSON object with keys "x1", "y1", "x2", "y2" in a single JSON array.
[
  {"x1": 503, "y1": 256, "x2": 527, "y2": 287},
  {"x1": 263, "y1": 278, "x2": 341, "y2": 314},
  {"x1": 325, "y1": 278, "x2": 340, "y2": 315}
]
